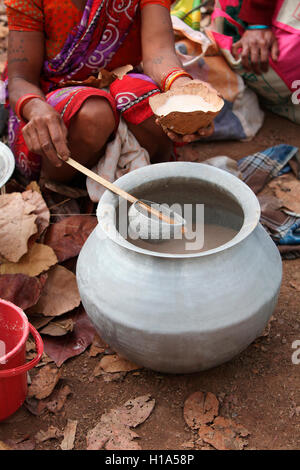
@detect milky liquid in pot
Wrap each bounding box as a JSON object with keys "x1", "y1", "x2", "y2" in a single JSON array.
[
  {"x1": 127, "y1": 223, "x2": 238, "y2": 255},
  {"x1": 117, "y1": 177, "x2": 243, "y2": 254}
]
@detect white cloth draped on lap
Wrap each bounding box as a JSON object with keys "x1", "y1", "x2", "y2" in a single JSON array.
[{"x1": 86, "y1": 118, "x2": 150, "y2": 202}]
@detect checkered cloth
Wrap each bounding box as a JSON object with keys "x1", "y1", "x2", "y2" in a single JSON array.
[{"x1": 238, "y1": 144, "x2": 300, "y2": 257}]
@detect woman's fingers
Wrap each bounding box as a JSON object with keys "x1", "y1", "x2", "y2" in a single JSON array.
[
  {"x1": 22, "y1": 125, "x2": 35, "y2": 153},
  {"x1": 259, "y1": 43, "x2": 269, "y2": 73},
  {"x1": 271, "y1": 37, "x2": 279, "y2": 62},
  {"x1": 241, "y1": 44, "x2": 251, "y2": 71},
  {"x1": 167, "y1": 131, "x2": 195, "y2": 143},
  {"x1": 47, "y1": 117, "x2": 70, "y2": 161},
  {"x1": 166, "y1": 130, "x2": 177, "y2": 141},
  {"x1": 22, "y1": 113, "x2": 70, "y2": 167},
  {"x1": 166, "y1": 123, "x2": 214, "y2": 143},
  {"x1": 231, "y1": 40, "x2": 242, "y2": 60},
  {"x1": 182, "y1": 134, "x2": 197, "y2": 143},
  {"x1": 37, "y1": 122, "x2": 63, "y2": 167},
  {"x1": 22, "y1": 124, "x2": 46, "y2": 158},
  {"x1": 198, "y1": 123, "x2": 214, "y2": 138},
  {"x1": 250, "y1": 44, "x2": 261, "y2": 74}
]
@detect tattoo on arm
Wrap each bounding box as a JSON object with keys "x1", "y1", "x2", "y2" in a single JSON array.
[
  {"x1": 8, "y1": 36, "x2": 29, "y2": 65},
  {"x1": 8, "y1": 58, "x2": 29, "y2": 65},
  {"x1": 152, "y1": 56, "x2": 164, "y2": 64}
]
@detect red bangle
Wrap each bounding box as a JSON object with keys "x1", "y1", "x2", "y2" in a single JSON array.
[
  {"x1": 161, "y1": 69, "x2": 193, "y2": 92},
  {"x1": 161, "y1": 68, "x2": 184, "y2": 92},
  {"x1": 15, "y1": 94, "x2": 46, "y2": 121},
  {"x1": 165, "y1": 71, "x2": 193, "y2": 92}
]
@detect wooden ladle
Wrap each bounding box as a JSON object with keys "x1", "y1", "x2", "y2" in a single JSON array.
[{"x1": 62, "y1": 156, "x2": 186, "y2": 230}]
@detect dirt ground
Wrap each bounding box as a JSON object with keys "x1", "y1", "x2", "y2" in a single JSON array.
[{"x1": 0, "y1": 110, "x2": 299, "y2": 450}]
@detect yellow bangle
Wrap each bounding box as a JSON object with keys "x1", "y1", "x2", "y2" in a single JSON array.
[{"x1": 164, "y1": 71, "x2": 192, "y2": 92}]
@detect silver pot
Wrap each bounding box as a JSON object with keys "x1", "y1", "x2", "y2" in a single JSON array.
[{"x1": 77, "y1": 162, "x2": 282, "y2": 373}]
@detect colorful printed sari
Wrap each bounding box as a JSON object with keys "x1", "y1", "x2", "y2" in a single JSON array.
[{"x1": 6, "y1": 0, "x2": 163, "y2": 179}]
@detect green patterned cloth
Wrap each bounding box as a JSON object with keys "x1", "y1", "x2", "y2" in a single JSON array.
[
  {"x1": 171, "y1": 0, "x2": 202, "y2": 31},
  {"x1": 223, "y1": 0, "x2": 248, "y2": 43}
]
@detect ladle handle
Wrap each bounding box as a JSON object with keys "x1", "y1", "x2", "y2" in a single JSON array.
[
  {"x1": 60, "y1": 156, "x2": 181, "y2": 227},
  {"x1": 64, "y1": 156, "x2": 138, "y2": 204}
]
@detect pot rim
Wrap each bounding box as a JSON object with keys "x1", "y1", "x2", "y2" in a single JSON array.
[{"x1": 97, "y1": 162, "x2": 261, "y2": 259}]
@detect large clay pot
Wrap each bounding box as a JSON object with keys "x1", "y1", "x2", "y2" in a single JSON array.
[{"x1": 77, "y1": 162, "x2": 282, "y2": 373}]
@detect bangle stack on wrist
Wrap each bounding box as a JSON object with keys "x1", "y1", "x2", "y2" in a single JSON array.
[
  {"x1": 15, "y1": 94, "x2": 46, "y2": 121},
  {"x1": 247, "y1": 25, "x2": 270, "y2": 30},
  {"x1": 161, "y1": 68, "x2": 193, "y2": 92}
]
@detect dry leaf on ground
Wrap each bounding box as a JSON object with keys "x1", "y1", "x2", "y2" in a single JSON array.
[
  {"x1": 0, "y1": 243, "x2": 57, "y2": 276},
  {"x1": 26, "y1": 338, "x2": 36, "y2": 353},
  {"x1": 26, "y1": 351, "x2": 53, "y2": 368},
  {"x1": 40, "y1": 317, "x2": 74, "y2": 336},
  {"x1": 88, "y1": 422, "x2": 141, "y2": 450},
  {"x1": 43, "y1": 307, "x2": 95, "y2": 367},
  {"x1": 104, "y1": 395, "x2": 155, "y2": 429},
  {"x1": 87, "y1": 395, "x2": 155, "y2": 450},
  {"x1": 89, "y1": 334, "x2": 108, "y2": 357},
  {"x1": 0, "y1": 192, "x2": 37, "y2": 262},
  {"x1": 35, "y1": 426, "x2": 63, "y2": 443},
  {"x1": 22, "y1": 189, "x2": 50, "y2": 235},
  {"x1": 60, "y1": 420, "x2": 78, "y2": 451},
  {"x1": 112, "y1": 64, "x2": 134, "y2": 80},
  {"x1": 29, "y1": 265, "x2": 80, "y2": 317},
  {"x1": 28, "y1": 365, "x2": 61, "y2": 400},
  {"x1": 0, "y1": 273, "x2": 47, "y2": 310},
  {"x1": 25, "y1": 384, "x2": 71, "y2": 416},
  {"x1": 28, "y1": 314, "x2": 53, "y2": 330},
  {"x1": 184, "y1": 392, "x2": 219, "y2": 430},
  {"x1": 44, "y1": 215, "x2": 97, "y2": 262},
  {"x1": 46, "y1": 385, "x2": 72, "y2": 414},
  {"x1": 25, "y1": 397, "x2": 48, "y2": 416},
  {"x1": 269, "y1": 175, "x2": 300, "y2": 214},
  {"x1": 96, "y1": 354, "x2": 141, "y2": 374},
  {"x1": 198, "y1": 416, "x2": 249, "y2": 450}
]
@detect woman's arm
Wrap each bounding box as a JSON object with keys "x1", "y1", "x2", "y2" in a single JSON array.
[
  {"x1": 141, "y1": 4, "x2": 192, "y2": 89},
  {"x1": 141, "y1": 4, "x2": 214, "y2": 142},
  {"x1": 8, "y1": 31, "x2": 70, "y2": 166}
]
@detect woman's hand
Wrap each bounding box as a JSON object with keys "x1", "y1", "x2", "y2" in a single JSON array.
[
  {"x1": 7, "y1": 31, "x2": 70, "y2": 167},
  {"x1": 158, "y1": 77, "x2": 215, "y2": 143},
  {"x1": 164, "y1": 123, "x2": 214, "y2": 143},
  {"x1": 22, "y1": 98, "x2": 71, "y2": 167},
  {"x1": 232, "y1": 29, "x2": 279, "y2": 75}
]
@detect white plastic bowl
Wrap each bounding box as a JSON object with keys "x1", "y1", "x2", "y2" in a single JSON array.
[{"x1": 0, "y1": 142, "x2": 15, "y2": 189}]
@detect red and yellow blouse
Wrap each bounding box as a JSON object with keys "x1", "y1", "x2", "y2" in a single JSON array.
[{"x1": 5, "y1": 0, "x2": 171, "y2": 69}]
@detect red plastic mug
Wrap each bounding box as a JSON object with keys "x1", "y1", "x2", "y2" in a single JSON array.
[{"x1": 0, "y1": 299, "x2": 44, "y2": 421}]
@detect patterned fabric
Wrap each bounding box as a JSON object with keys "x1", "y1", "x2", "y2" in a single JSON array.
[
  {"x1": 238, "y1": 144, "x2": 300, "y2": 243},
  {"x1": 41, "y1": 0, "x2": 141, "y2": 92},
  {"x1": 8, "y1": 74, "x2": 160, "y2": 179},
  {"x1": 5, "y1": 0, "x2": 171, "y2": 71},
  {"x1": 222, "y1": 0, "x2": 247, "y2": 43},
  {"x1": 110, "y1": 73, "x2": 160, "y2": 124}
]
